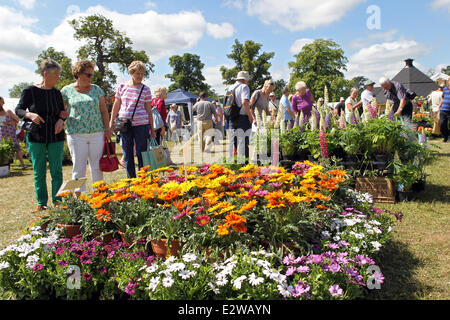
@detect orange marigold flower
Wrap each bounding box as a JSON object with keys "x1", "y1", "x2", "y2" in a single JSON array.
[
  {"x1": 232, "y1": 223, "x2": 247, "y2": 233},
  {"x1": 328, "y1": 169, "x2": 347, "y2": 176},
  {"x1": 217, "y1": 224, "x2": 230, "y2": 236},
  {"x1": 225, "y1": 212, "x2": 246, "y2": 225},
  {"x1": 173, "y1": 200, "x2": 188, "y2": 211},
  {"x1": 159, "y1": 191, "x2": 180, "y2": 202},
  {"x1": 57, "y1": 190, "x2": 71, "y2": 197},
  {"x1": 316, "y1": 205, "x2": 328, "y2": 210},
  {"x1": 239, "y1": 200, "x2": 258, "y2": 212}
]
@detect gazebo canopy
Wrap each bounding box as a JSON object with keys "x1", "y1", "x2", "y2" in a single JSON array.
[{"x1": 164, "y1": 88, "x2": 200, "y2": 105}]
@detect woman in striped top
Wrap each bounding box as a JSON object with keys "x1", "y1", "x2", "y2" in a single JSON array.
[{"x1": 110, "y1": 61, "x2": 155, "y2": 178}]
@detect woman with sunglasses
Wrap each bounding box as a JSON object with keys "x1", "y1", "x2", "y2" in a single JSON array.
[{"x1": 61, "y1": 60, "x2": 111, "y2": 196}]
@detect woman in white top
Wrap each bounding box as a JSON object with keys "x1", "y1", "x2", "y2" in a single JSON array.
[{"x1": 345, "y1": 88, "x2": 363, "y2": 123}]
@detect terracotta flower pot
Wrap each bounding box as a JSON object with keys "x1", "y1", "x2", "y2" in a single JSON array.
[
  {"x1": 56, "y1": 224, "x2": 81, "y2": 238},
  {"x1": 92, "y1": 232, "x2": 115, "y2": 245},
  {"x1": 151, "y1": 239, "x2": 183, "y2": 259},
  {"x1": 118, "y1": 231, "x2": 134, "y2": 247}
]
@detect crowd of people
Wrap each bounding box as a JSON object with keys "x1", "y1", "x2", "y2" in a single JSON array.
[{"x1": 1, "y1": 60, "x2": 450, "y2": 211}]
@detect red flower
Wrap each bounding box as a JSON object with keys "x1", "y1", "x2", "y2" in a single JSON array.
[{"x1": 194, "y1": 214, "x2": 211, "y2": 226}]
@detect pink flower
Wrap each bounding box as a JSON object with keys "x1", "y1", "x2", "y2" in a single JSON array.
[
  {"x1": 329, "y1": 284, "x2": 343, "y2": 297},
  {"x1": 320, "y1": 129, "x2": 329, "y2": 159},
  {"x1": 194, "y1": 214, "x2": 211, "y2": 226}
]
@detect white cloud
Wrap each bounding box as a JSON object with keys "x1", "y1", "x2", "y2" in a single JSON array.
[
  {"x1": 270, "y1": 66, "x2": 290, "y2": 82},
  {"x1": 349, "y1": 29, "x2": 398, "y2": 49},
  {"x1": 0, "y1": 62, "x2": 41, "y2": 97},
  {"x1": 206, "y1": 22, "x2": 235, "y2": 39},
  {"x1": 431, "y1": 0, "x2": 450, "y2": 12},
  {"x1": 246, "y1": 0, "x2": 365, "y2": 31},
  {"x1": 289, "y1": 38, "x2": 314, "y2": 54},
  {"x1": 15, "y1": 0, "x2": 36, "y2": 10},
  {"x1": 222, "y1": 0, "x2": 245, "y2": 10},
  {"x1": 203, "y1": 64, "x2": 232, "y2": 94},
  {"x1": 346, "y1": 40, "x2": 431, "y2": 82},
  {"x1": 0, "y1": 5, "x2": 235, "y2": 96}
]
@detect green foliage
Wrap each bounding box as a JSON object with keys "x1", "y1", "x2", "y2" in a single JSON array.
[
  {"x1": 69, "y1": 14, "x2": 154, "y2": 95},
  {"x1": 273, "y1": 79, "x2": 287, "y2": 98},
  {"x1": 165, "y1": 53, "x2": 211, "y2": 95},
  {"x1": 35, "y1": 47, "x2": 75, "y2": 90},
  {"x1": 8, "y1": 82, "x2": 33, "y2": 98},
  {"x1": 220, "y1": 39, "x2": 275, "y2": 93},
  {"x1": 288, "y1": 39, "x2": 351, "y2": 101},
  {"x1": 0, "y1": 138, "x2": 15, "y2": 165}
]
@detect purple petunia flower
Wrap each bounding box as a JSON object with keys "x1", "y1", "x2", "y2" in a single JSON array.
[
  {"x1": 283, "y1": 254, "x2": 295, "y2": 265},
  {"x1": 98, "y1": 267, "x2": 107, "y2": 274},
  {"x1": 83, "y1": 273, "x2": 93, "y2": 281},
  {"x1": 329, "y1": 284, "x2": 343, "y2": 297},
  {"x1": 57, "y1": 260, "x2": 68, "y2": 267},
  {"x1": 108, "y1": 251, "x2": 116, "y2": 259},
  {"x1": 306, "y1": 254, "x2": 323, "y2": 265},
  {"x1": 328, "y1": 243, "x2": 340, "y2": 250},
  {"x1": 80, "y1": 256, "x2": 92, "y2": 264},
  {"x1": 328, "y1": 263, "x2": 341, "y2": 273},
  {"x1": 83, "y1": 249, "x2": 96, "y2": 258},
  {"x1": 286, "y1": 266, "x2": 297, "y2": 276},
  {"x1": 292, "y1": 281, "x2": 311, "y2": 298},
  {"x1": 296, "y1": 266, "x2": 310, "y2": 273},
  {"x1": 32, "y1": 264, "x2": 44, "y2": 272},
  {"x1": 147, "y1": 256, "x2": 155, "y2": 264},
  {"x1": 55, "y1": 247, "x2": 66, "y2": 256},
  {"x1": 373, "y1": 272, "x2": 385, "y2": 284},
  {"x1": 339, "y1": 241, "x2": 350, "y2": 247},
  {"x1": 125, "y1": 280, "x2": 138, "y2": 296}
]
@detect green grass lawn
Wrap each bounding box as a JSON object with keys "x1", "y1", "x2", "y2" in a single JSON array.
[{"x1": 0, "y1": 139, "x2": 448, "y2": 299}]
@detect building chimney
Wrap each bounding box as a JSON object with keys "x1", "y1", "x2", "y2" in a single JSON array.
[{"x1": 405, "y1": 58, "x2": 414, "y2": 67}]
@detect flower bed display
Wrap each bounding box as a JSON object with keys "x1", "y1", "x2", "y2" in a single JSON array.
[{"x1": 0, "y1": 162, "x2": 402, "y2": 300}]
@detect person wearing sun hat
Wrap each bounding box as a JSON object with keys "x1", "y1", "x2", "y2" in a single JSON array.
[
  {"x1": 361, "y1": 79, "x2": 376, "y2": 108},
  {"x1": 227, "y1": 71, "x2": 253, "y2": 162}
]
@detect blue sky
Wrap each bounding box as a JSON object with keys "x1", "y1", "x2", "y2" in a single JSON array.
[{"x1": 1, "y1": 0, "x2": 449, "y2": 103}]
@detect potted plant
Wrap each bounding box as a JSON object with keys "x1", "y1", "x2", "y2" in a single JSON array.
[
  {"x1": 47, "y1": 192, "x2": 89, "y2": 237},
  {"x1": 0, "y1": 138, "x2": 15, "y2": 177}
]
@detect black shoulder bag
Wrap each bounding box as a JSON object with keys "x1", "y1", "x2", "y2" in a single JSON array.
[{"x1": 114, "y1": 85, "x2": 145, "y2": 133}]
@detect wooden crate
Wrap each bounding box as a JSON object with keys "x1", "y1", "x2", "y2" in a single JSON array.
[{"x1": 355, "y1": 177, "x2": 396, "y2": 203}]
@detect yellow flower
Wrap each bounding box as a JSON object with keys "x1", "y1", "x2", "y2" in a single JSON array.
[
  {"x1": 239, "y1": 163, "x2": 258, "y2": 172},
  {"x1": 92, "y1": 181, "x2": 106, "y2": 188}
]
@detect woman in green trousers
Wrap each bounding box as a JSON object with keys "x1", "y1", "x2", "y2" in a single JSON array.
[{"x1": 15, "y1": 58, "x2": 67, "y2": 213}]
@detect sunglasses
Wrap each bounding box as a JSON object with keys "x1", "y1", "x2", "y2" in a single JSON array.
[{"x1": 83, "y1": 72, "x2": 94, "y2": 78}]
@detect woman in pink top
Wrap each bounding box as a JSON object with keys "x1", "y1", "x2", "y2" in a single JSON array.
[
  {"x1": 152, "y1": 86, "x2": 168, "y2": 145},
  {"x1": 291, "y1": 81, "x2": 315, "y2": 120},
  {"x1": 110, "y1": 61, "x2": 155, "y2": 178}
]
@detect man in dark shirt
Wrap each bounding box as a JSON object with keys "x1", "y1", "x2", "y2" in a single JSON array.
[
  {"x1": 379, "y1": 77, "x2": 413, "y2": 119},
  {"x1": 334, "y1": 97, "x2": 345, "y2": 117}
]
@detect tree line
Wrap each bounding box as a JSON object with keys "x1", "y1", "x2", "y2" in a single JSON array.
[{"x1": 9, "y1": 14, "x2": 450, "y2": 102}]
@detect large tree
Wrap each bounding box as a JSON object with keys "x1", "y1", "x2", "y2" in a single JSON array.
[
  {"x1": 35, "y1": 47, "x2": 75, "y2": 90},
  {"x1": 69, "y1": 14, "x2": 154, "y2": 95},
  {"x1": 442, "y1": 65, "x2": 450, "y2": 76},
  {"x1": 8, "y1": 82, "x2": 33, "y2": 98},
  {"x1": 220, "y1": 39, "x2": 275, "y2": 93},
  {"x1": 288, "y1": 39, "x2": 350, "y2": 102},
  {"x1": 165, "y1": 53, "x2": 210, "y2": 95}
]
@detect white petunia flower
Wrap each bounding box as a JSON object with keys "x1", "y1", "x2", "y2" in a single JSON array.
[
  {"x1": 192, "y1": 263, "x2": 201, "y2": 269},
  {"x1": 233, "y1": 275, "x2": 247, "y2": 290},
  {"x1": 146, "y1": 265, "x2": 159, "y2": 274},
  {"x1": 216, "y1": 277, "x2": 228, "y2": 287},
  {"x1": 162, "y1": 277, "x2": 174, "y2": 288},
  {"x1": 178, "y1": 270, "x2": 192, "y2": 280},
  {"x1": 351, "y1": 247, "x2": 360, "y2": 253},
  {"x1": 371, "y1": 241, "x2": 382, "y2": 251},
  {"x1": 248, "y1": 273, "x2": 264, "y2": 286},
  {"x1": 168, "y1": 263, "x2": 185, "y2": 272},
  {"x1": 333, "y1": 235, "x2": 341, "y2": 242},
  {"x1": 182, "y1": 253, "x2": 197, "y2": 263},
  {"x1": 321, "y1": 231, "x2": 331, "y2": 239},
  {"x1": 387, "y1": 226, "x2": 393, "y2": 232},
  {"x1": 148, "y1": 277, "x2": 160, "y2": 291},
  {"x1": 164, "y1": 256, "x2": 176, "y2": 264},
  {"x1": 277, "y1": 284, "x2": 293, "y2": 298},
  {"x1": 0, "y1": 261, "x2": 10, "y2": 270}
]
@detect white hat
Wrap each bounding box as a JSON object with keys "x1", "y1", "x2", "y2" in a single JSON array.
[
  {"x1": 340, "y1": 97, "x2": 345, "y2": 101},
  {"x1": 236, "y1": 71, "x2": 250, "y2": 82},
  {"x1": 269, "y1": 92, "x2": 275, "y2": 97}
]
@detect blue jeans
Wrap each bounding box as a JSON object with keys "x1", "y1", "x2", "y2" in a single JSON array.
[{"x1": 121, "y1": 124, "x2": 150, "y2": 178}]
